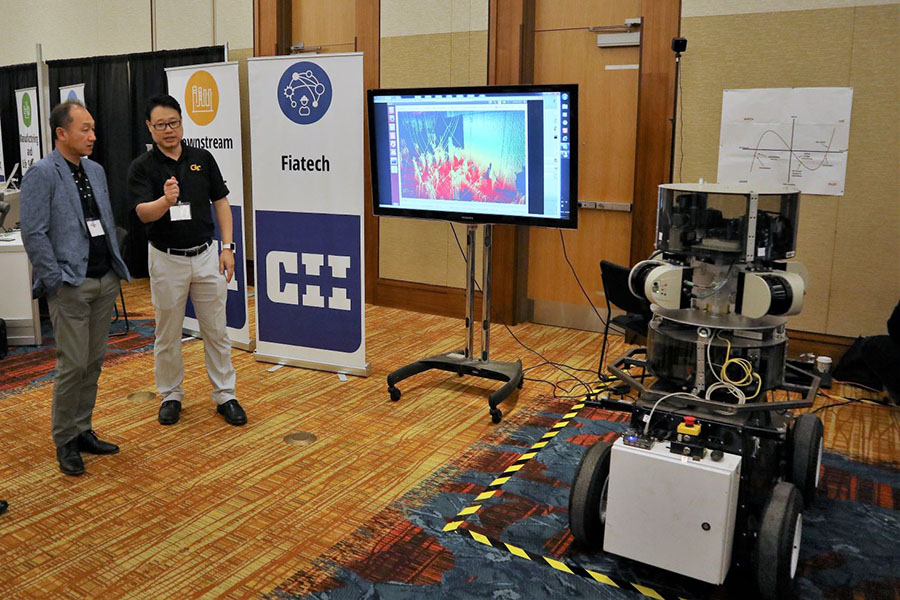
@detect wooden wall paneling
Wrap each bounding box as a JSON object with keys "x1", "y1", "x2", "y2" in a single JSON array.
[
  {"x1": 528, "y1": 27, "x2": 639, "y2": 314},
  {"x1": 825, "y1": 5, "x2": 900, "y2": 337},
  {"x1": 254, "y1": 0, "x2": 291, "y2": 56},
  {"x1": 629, "y1": 0, "x2": 681, "y2": 266},
  {"x1": 292, "y1": 0, "x2": 355, "y2": 50},
  {"x1": 357, "y1": 0, "x2": 379, "y2": 302},
  {"x1": 371, "y1": 0, "x2": 529, "y2": 325},
  {"x1": 535, "y1": 0, "x2": 640, "y2": 31}
]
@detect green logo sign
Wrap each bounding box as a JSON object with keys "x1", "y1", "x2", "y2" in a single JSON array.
[{"x1": 22, "y1": 93, "x2": 32, "y2": 127}]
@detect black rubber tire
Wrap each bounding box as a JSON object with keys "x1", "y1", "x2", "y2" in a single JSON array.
[
  {"x1": 756, "y1": 481, "x2": 803, "y2": 600},
  {"x1": 790, "y1": 414, "x2": 824, "y2": 507},
  {"x1": 490, "y1": 408, "x2": 502, "y2": 424},
  {"x1": 568, "y1": 441, "x2": 613, "y2": 550},
  {"x1": 388, "y1": 387, "x2": 401, "y2": 402}
]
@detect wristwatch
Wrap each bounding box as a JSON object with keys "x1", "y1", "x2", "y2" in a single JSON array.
[{"x1": 222, "y1": 242, "x2": 236, "y2": 251}]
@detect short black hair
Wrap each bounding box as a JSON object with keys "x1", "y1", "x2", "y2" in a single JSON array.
[
  {"x1": 49, "y1": 100, "x2": 86, "y2": 141},
  {"x1": 145, "y1": 93, "x2": 182, "y2": 121}
]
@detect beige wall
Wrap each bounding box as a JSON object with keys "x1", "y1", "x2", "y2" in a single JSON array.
[
  {"x1": 677, "y1": 1, "x2": 900, "y2": 337},
  {"x1": 1, "y1": 0, "x2": 255, "y2": 251},
  {"x1": 377, "y1": 0, "x2": 489, "y2": 289},
  {"x1": 0, "y1": 0, "x2": 252, "y2": 64}
]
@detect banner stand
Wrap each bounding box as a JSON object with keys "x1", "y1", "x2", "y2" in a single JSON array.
[
  {"x1": 248, "y1": 53, "x2": 368, "y2": 377},
  {"x1": 165, "y1": 61, "x2": 254, "y2": 352}
]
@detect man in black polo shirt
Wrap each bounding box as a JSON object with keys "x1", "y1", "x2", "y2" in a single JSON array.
[
  {"x1": 20, "y1": 100, "x2": 130, "y2": 475},
  {"x1": 127, "y1": 94, "x2": 246, "y2": 427}
]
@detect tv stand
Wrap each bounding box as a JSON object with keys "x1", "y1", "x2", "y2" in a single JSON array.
[{"x1": 386, "y1": 224, "x2": 523, "y2": 423}]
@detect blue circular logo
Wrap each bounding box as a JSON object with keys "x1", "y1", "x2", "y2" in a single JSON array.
[{"x1": 277, "y1": 62, "x2": 332, "y2": 125}]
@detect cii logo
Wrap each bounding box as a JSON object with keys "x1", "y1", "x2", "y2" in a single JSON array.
[
  {"x1": 185, "y1": 70, "x2": 219, "y2": 126},
  {"x1": 277, "y1": 61, "x2": 332, "y2": 125},
  {"x1": 256, "y1": 211, "x2": 361, "y2": 352}
]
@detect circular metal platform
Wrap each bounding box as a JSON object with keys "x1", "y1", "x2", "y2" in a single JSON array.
[{"x1": 653, "y1": 306, "x2": 787, "y2": 330}]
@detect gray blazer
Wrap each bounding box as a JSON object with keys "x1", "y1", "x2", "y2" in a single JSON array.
[{"x1": 20, "y1": 149, "x2": 131, "y2": 298}]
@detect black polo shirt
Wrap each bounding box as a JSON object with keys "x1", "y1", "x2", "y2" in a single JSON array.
[
  {"x1": 126, "y1": 141, "x2": 229, "y2": 249},
  {"x1": 66, "y1": 159, "x2": 111, "y2": 278}
]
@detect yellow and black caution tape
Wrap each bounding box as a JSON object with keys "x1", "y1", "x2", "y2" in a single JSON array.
[
  {"x1": 439, "y1": 378, "x2": 693, "y2": 599},
  {"x1": 442, "y1": 400, "x2": 587, "y2": 528},
  {"x1": 446, "y1": 525, "x2": 692, "y2": 600}
]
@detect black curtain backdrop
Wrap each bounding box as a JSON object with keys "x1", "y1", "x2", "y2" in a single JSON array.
[
  {"x1": 48, "y1": 56, "x2": 133, "y2": 229},
  {"x1": 126, "y1": 46, "x2": 225, "y2": 276},
  {"x1": 0, "y1": 63, "x2": 38, "y2": 186},
  {"x1": 1, "y1": 45, "x2": 224, "y2": 277}
]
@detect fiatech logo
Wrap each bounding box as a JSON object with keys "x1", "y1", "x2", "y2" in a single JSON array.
[
  {"x1": 21, "y1": 93, "x2": 32, "y2": 127},
  {"x1": 277, "y1": 62, "x2": 332, "y2": 125},
  {"x1": 185, "y1": 70, "x2": 219, "y2": 126}
]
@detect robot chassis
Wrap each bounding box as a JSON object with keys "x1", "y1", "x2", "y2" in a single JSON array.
[{"x1": 569, "y1": 184, "x2": 824, "y2": 600}]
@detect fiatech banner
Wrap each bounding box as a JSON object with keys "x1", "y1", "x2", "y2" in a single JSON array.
[
  {"x1": 59, "y1": 83, "x2": 85, "y2": 105},
  {"x1": 248, "y1": 53, "x2": 368, "y2": 376},
  {"x1": 165, "y1": 62, "x2": 252, "y2": 351},
  {"x1": 16, "y1": 88, "x2": 41, "y2": 174}
]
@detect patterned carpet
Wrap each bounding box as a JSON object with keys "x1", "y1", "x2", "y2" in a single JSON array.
[
  {"x1": 268, "y1": 394, "x2": 900, "y2": 600},
  {"x1": 1, "y1": 279, "x2": 898, "y2": 599}
]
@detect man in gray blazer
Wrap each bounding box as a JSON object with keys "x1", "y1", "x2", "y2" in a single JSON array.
[{"x1": 20, "y1": 100, "x2": 130, "y2": 476}]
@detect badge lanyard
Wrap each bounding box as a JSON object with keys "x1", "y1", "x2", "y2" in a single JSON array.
[{"x1": 168, "y1": 161, "x2": 192, "y2": 222}]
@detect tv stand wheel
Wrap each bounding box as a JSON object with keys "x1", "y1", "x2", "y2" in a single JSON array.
[
  {"x1": 490, "y1": 408, "x2": 502, "y2": 424},
  {"x1": 388, "y1": 386, "x2": 401, "y2": 402}
]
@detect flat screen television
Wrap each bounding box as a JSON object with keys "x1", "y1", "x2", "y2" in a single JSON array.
[{"x1": 367, "y1": 84, "x2": 577, "y2": 228}]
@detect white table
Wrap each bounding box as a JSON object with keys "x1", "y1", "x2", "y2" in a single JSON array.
[{"x1": 0, "y1": 231, "x2": 41, "y2": 346}]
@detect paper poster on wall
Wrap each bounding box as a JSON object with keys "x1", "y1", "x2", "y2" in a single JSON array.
[
  {"x1": 717, "y1": 87, "x2": 853, "y2": 196},
  {"x1": 165, "y1": 62, "x2": 252, "y2": 351},
  {"x1": 248, "y1": 53, "x2": 368, "y2": 376},
  {"x1": 59, "y1": 83, "x2": 86, "y2": 106},
  {"x1": 15, "y1": 88, "x2": 41, "y2": 175}
]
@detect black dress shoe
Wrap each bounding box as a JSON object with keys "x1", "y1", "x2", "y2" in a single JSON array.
[
  {"x1": 57, "y1": 440, "x2": 85, "y2": 476},
  {"x1": 0, "y1": 500, "x2": 8, "y2": 515},
  {"x1": 217, "y1": 399, "x2": 247, "y2": 426},
  {"x1": 158, "y1": 400, "x2": 181, "y2": 425},
  {"x1": 77, "y1": 430, "x2": 119, "y2": 455}
]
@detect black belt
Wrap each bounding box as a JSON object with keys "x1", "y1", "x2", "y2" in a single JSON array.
[{"x1": 151, "y1": 240, "x2": 211, "y2": 257}]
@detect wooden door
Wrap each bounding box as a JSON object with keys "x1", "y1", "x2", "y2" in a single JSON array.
[{"x1": 527, "y1": 0, "x2": 641, "y2": 330}]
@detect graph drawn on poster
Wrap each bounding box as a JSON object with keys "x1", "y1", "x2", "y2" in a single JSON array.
[{"x1": 717, "y1": 87, "x2": 852, "y2": 196}]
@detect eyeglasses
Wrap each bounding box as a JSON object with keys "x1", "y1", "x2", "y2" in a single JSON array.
[{"x1": 150, "y1": 120, "x2": 182, "y2": 131}]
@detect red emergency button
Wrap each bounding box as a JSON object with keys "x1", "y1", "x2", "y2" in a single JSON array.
[{"x1": 683, "y1": 416, "x2": 696, "y2": 425}]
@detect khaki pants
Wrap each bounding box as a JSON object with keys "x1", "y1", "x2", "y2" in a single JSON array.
[
  {"x1": 148, "y1": 243, "x2": 236, "y2": 406},
  {"x1": 47, "y1": 270, "x2": 121, "y2": 447}
]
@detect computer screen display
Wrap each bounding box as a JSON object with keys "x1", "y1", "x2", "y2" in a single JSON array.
[{"x1": 367, "y1": 84, "x2": 577, "y2": 228}]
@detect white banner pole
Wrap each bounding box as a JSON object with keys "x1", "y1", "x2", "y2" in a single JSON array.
[{"x1": 248, "y1": 53, "x2": 368, "y2": 376}]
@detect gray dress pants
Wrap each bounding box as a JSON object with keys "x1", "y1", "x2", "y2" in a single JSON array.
[{"x1": 47, "y1": 270, "x2": 121, "y2": 447}]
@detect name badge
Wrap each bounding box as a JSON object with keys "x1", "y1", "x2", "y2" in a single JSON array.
[
  {"x1": 86, "y1": 219, "x2": 105, "y2": 238},
  {"x1": 170, "y1": 203, "x2": 192, "y2": 221}
]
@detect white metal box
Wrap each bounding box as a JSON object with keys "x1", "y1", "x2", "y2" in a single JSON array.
[{"x1": 604, "y1": 438, "x2": 742, "y2": 584}]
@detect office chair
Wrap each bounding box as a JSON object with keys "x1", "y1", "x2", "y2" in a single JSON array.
[
  {"x1": 111, "y1": 226, "x2": 130, "y2": 336},
  {"x1": 598, "y1": 260, "x2": 653, "y2": 378}
]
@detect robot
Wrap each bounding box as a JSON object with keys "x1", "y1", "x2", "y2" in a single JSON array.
[{"x1": 569, "y1": 183, "x2": 823, "y2": 600}]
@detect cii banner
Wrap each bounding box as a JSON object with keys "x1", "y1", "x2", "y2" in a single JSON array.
[
  {"x1": 59, "y1": 83, "x2": 86, "y2": 105},
  {"x1": 16, "y1": 88, "x2": 41, "y2": 174},
  {"x1": 165, "y1": 62, "x2": 252, "y2": 351},
  {"x1": 248, "y1": 53, "x2": 368, "y2": 376}
]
